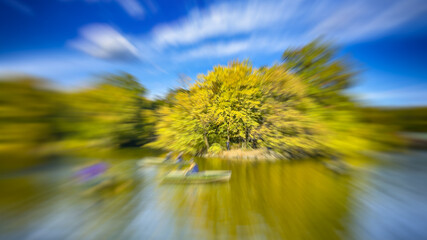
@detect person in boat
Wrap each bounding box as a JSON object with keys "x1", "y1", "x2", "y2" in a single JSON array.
[
  {"x1": 175, "y1": 152, "x2": 184, "y2": 163},
  {"x1": 163, "y1": 152, "x2": 173, "y2": 162},
  {"x1": 185, "y1": 162, "x2": 199, "y2": 176},
  {"x1": 177, "y1": 157, "x2": 194, "y2": 170}
]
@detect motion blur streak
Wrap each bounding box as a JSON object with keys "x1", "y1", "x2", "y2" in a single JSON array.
[
  {"x1": 1, "y1": 154, "x2": 427, "y2": 239},
  {"x1": 1, "y1": 0, "x2": 427, "y2": 239}
]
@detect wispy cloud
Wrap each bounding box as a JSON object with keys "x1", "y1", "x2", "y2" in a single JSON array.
[
  {"x1": 307, "y1": 0, "x2": 427, "y2": 43},
  {"x1": 151, "y1": 0, "x2": 293, "y2": 48},
  {"x1": 69, "y1": 24, "x2": 140, "y2": 61},
  {"x1": 353, "y1": 84, "x2": 427, "y2": 106},
  {"x1": 0, "y1": 50, "x2": 171, "y2": 92},
  {"x1": 67, "y1": 0, "x2": 426, "y2": 63},
  {"x1": 78, "y1": 0, "x2": 146, "y2": 18},
  {"x1": 0, "y1": 52, "x2": 113, "y2": 88},
  {"x1": 116, "y1": 0, "x2": 145, "y2": 18},
  {"x1": 147, "y1": 0, "x2": 427, "y2": 59},
  {"x1": 180, "y1": 40, "x2": 251, "y2": 59},
  {"x1": 176, "y1": 37, "x2": 295, "y2": 60},
  {"x1": 0, "y1": 52, "x2": 113, "y2": 77},
  {"x1": 358, "y1": 84, "x2": 427, "y2": 101},
  {"x1": 3, "y1": 0, "x2": 426, "y2": 103},
  {"x1": 2, "y1": 0, "x2": 33, "y2": 15}
]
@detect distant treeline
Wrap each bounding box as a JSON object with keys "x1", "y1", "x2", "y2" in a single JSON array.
[
  {"x1": 0, "y1": 73, "x2": 158, "y2": 165},
  {"x1": 361, "y1": 107, "x2": 427, "y2": 133},
  {"x1": 1, "y1": 39, "x2": 417, "y2": 169}
]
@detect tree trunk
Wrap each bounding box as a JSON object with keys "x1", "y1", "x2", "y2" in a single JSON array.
[
  {"x1": 245, "y1": 128, "x2": 248, "y2": 149},
  {"x1": 227, "y1": 124, "x2": 230, "y2": 150},
  {"x1": 203, "y1": 131, "x2": 210, "y2": 150}
]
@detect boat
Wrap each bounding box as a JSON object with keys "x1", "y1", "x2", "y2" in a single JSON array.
[
  {"x1": 162, "y1": 170, "x2": 232, "y2": 183},
  {"x1": 138, "y1": 157, "x2": 191, "y2": 167}
]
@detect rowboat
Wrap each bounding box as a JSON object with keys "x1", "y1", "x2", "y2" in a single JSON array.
[
  {"x1": 162, "y1": 170, "x2": 231, "y2": 183},
  {"x1": 138, "y1": 157, "x2": 191, "y2": 167}
]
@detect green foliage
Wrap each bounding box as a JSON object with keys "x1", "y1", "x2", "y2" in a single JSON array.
[
  {"x1": 0, "y1": 77, "x2": 60, "y2": 151},
  {"x1": 208, "y1": 143, "x2": 223, "y2": 154},
  {"x1": 361, "y1": 107, "x2": 427, "y2": 133},
  {"x1": 152, "y1": 40, "x2": 399, "y2": 158},
  {"x1": 64, "y1": 73, "x2": 156, "y2": 148},
  {"x1": 0, "y1": 39, "x2": 404, "y2": 165},
  {"x1": 0, "y1": 73, "x2": 156, "y2": 159},
  {"x1": 282, "y1": 39, "x2": 356, "y2": 107}
]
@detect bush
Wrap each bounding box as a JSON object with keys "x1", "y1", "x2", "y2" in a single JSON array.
[{"x1": 208, "y1": 143, "x2": 222, "y2": 154}]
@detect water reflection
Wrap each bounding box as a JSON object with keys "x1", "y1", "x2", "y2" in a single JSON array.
[
  {"x1": 157, "y1": 160, "x2": 353, "y2": 240},
  {"x1": 349, "y1": 151, "x2": 427, "y2": 240},
  {"x1": 0, "y1": 152, "x2": 426, "y2": 239}
]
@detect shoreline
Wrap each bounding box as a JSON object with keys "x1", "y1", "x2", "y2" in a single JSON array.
[{"x1": 204, "y1": 148, "x2": 288, "y2": 162}]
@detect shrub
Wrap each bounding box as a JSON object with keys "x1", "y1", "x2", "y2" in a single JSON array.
[{"x1": 208, "y1": 143, "x2": 222, "y2": 154}]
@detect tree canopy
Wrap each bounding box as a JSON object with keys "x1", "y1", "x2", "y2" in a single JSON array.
[
  {"x1": 151, "y1": 40, "x2": 398, "y2": 158},
  {"x1": 0, "y1": 40, "x2": 403, "y2": 169}
]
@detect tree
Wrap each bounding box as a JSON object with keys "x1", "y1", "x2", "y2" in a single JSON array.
[
  {"x1": 282, "y1": 39, "x2": 356, "y2": 107},
  {"x1": 152, "y1": 41, "x2": 397, "y2": 159},
  {"x1": 65, "y1": 73, "x2": 151, "y2": 148}
]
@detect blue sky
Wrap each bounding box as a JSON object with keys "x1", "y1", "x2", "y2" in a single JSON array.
[{"x1": 0, "y1": 0, "x2": 427, "y2": 106}]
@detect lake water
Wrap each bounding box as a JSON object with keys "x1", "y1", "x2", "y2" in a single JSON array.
[{"x1": 1, "y1": 150, "x2": 427, "y2": 240}]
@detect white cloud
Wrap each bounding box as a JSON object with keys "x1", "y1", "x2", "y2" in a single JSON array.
[
  {"x1": 146, "y1": 0, "x2": 427, "y2": 58},
  {"x1": 116, "y1": 0, "x2": 145, "y2": 18},
  {"x1": 69, "y1": 24, "x2": 140, "y2": 61},
  {"x1": 0, "y1": 51, "x2": 170, "y2": 91},
  {"x1": 307, "y1": 0, "x2": 427, "y2": 43},
  {"x1": 176, "y1": 37, "x2": 296, "y2": 60},
  {"x1": 0, "y1": 52, "x2": 117, "y2": 89},
  {"x1": 181, "y1": 40, "x2": 251, "y2": 59},
  {"x1": 0, "y1": 52, "x2": 109, "y2": 77},
  {"x1": 357, "y1": 84, "x2": 427, "y2": 101},
  {"x1": 79, "y1": 0, "x2": 145, "y2": 18},
  {"x1": 151, "y1": 0, "x2": 294, "y2": 48}
]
